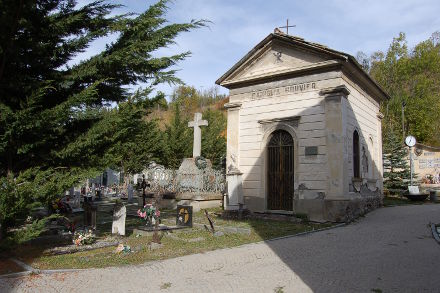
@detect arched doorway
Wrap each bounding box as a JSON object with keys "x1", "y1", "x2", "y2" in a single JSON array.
[{"x1": 267, "y1": 130, "x2": 294, "y2": 211}]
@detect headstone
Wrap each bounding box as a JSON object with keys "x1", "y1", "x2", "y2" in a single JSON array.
[
  {"x1": 112, "y1": 203, "x2": 126, "y2": 236},
  {"x1": 127, "y1": 184, "x2": 134, "y2": 202},
  {"x1": 408, "y1": 185, "x2": 420, "y2": 195},
  {"x1": 70, "y1": 192, "x2": 83, "y2": 212},
  {"x1": 141, "y1": 175, "x2": 150, "y2": 207},
  {"x1": 83, "y1": 202, "x2": 97, "y2": 230},
  {"x1": 226, "y1": 167, "x2": 243, "y2": 210},
  {"x1": 177, "y1": 158, "x2": 212, "y2": 191}
]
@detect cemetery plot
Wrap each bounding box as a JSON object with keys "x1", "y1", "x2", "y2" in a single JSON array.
[{"x1": 1, "y1": 208, "x2": 332, "y2": 271}]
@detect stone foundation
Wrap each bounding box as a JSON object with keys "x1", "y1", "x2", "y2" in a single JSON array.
[
  {"x1": 294, "y1": 195, "x2": 382, "y2": 223},
  {"x1": 141, "y1": 192, "x2": 223, "y2": 213}
]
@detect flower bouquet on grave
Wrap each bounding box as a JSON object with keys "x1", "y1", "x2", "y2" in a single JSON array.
[
  {"x1": 137, "y1": 203, "x2": 161, "y2": 227},
  {"x1": 73, "y1": 229, "x2": 96, "y2": 246}
]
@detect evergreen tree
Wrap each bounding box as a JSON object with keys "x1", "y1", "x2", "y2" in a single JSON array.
[
  {"x1": 383, "y1": 131, "x2": 411, "y2": 195},
  {"x1": 102, "y1": 94, "x2": 168, "y2": 175},
  {"x1": 201, "y1": 108, "x2": 226, "y2": 169},
  {"x1": 163, "y1": 85, "x2": 227, "y2": 169},
  {"x1": 0, "y1": 0, "x2": 205, "y2": 239},
  {"x1": 164, "y1": 103, "x2": 192, "y2": 168}
]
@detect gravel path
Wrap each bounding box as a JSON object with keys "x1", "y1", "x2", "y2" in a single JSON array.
[{"x1": 2, "y1": 204, "x2": 440, "y2": 293}]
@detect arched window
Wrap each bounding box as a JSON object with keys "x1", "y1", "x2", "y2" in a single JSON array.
[{"x1": 353, "y1": 130, "x2": 360, "y2": 178}]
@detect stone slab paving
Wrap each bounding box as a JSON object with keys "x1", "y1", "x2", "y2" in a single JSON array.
[{"x1": 2, "y1": 204, "x2": 440, "y2": 293}]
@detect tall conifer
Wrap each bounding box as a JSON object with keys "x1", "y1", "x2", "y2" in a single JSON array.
[{"x1": 0, "y1": 0, "x2": 205, "y2": 237}]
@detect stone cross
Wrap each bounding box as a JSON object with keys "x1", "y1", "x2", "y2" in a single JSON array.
[{"x1": 188, "y1": 112, "x2": 208, "y2": 158}]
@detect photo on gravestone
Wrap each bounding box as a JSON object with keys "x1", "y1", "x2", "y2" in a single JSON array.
[{"x1": 176, "y1": 205, "x2": 193, "y2": 227}]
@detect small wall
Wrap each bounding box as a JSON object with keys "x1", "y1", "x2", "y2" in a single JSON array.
[
  {"x1": 294, "y1": 195, "x2": 382, "y2": 223},
  {"x1": 411, "y1": 145, "x2": 440, "y2": 184}
]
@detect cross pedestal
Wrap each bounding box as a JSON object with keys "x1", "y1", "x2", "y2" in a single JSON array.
[
  {"x1": 177, "y1": 112, "x2": 212, "y2": 194},
  {"x1": 188, "y1": 113, "x2": 208, "y2": 158}
]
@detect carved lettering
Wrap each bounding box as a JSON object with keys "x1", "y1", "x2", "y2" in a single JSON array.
[{"x1": 251, "y1": 82, "x2": 317, "y2": 100}]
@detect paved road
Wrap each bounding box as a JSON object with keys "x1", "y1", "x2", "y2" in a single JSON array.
[{"x1": 2, "y1": 204, "x2": 440, "y2": 293}]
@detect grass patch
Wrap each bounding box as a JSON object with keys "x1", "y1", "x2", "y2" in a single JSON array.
[{"x1": 4, "y1": 208, "x2": 332, "y2": 270}]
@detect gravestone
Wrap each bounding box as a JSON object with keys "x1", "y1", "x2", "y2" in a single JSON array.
[
  {"x1": 127, "y1": 183, "x2": 134, "y2": 202},
  {"x1": 83, "y1": 202, "x2": 97, "y2": 230},
  {"x1": 177, "y1": 113, "x2": 212, "y2": 192},
  {"x1": 70, "y1": 192, "x2": 83, "y2": 213},
  {"x1": 112, "y1": 203, "x2": 126, "y2": 236}
]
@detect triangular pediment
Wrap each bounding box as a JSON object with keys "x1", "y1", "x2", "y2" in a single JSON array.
[
  {"x1": 216, "y1": 33, "x2": 390, "y2": 101},
  {"x1": 217, "y1": 34, "x2": 346, "y2": 87},
  {"x1": 234, "y1": 42, "x2": 329, "y2": 81}
]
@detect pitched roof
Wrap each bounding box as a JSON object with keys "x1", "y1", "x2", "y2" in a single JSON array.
[{"x1": 216, "y1": 30, "x2": 390, "y2": 100}]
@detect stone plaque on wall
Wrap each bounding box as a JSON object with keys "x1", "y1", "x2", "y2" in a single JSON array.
[{"x1": 305, "y1": 146, "x2": 318, "y2": 156}]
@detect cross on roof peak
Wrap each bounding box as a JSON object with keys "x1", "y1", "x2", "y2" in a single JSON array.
[{"x1": 277, "y1": 19, "x2": 296, "y2": 35}]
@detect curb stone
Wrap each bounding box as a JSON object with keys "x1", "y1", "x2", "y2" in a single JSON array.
[
  {"x1": 430, "y1": 223, "x2": 440, "y2": 245},
  {"x1": 0, "y1": 259, "x2": 88, "y2": 279}
]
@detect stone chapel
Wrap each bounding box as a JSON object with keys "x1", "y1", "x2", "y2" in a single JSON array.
[{"x1": 216, "y1": 30, "x2": 389, "y2": 222}]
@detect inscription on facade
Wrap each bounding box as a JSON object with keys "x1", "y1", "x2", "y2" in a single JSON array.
[
  {"x1": 251, "y1": 82, "x2": 316, "y2": 100},
  {"x1": 419, "y1": 158, "x2": 440, "y2": 169}
]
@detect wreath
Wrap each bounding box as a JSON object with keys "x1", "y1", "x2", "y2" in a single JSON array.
[{"x1": 195, "y1": 156, "x2": 207, "y2": 170}]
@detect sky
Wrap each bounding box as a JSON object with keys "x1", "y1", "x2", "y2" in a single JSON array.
[{"x1": 75, "y1": 0, "x2": 440, "y2": 98}]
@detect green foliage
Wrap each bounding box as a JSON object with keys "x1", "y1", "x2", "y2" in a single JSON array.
[
  {"x1": 383, "y1": 131, "x2": 411, "y2": 195},
  {"x1": 170, "y1": 85, "x2": 226, "y2": 116},
  {"x1": 13, "y1": 214, "x2": 62, "y2": 245},
  {"x1": 0, "y1": 0, "x2": 205, "y2": 237},
  {"x1": 171, "y1": 85, "x2": 201, "y2": 116},
  {"x1": 163, "y1": 85, "x2": 227, "y2": 169},
  {"x1": 102, "y1": 94, "x2": 168, "y2": 174},
  {"x1": 201, "y1": 108, "x2": 226, "y2": 168},
  {"x1": 367, "y1": 32, "x2": 440, "y2": 146},
  {"x1": 0, "y1": 174, "x2": 31, "y2": 235},
  {"x1": 164, "y1": 103, "x2": 192, "y2": 168}
]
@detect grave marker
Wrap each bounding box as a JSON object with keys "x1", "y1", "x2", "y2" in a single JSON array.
[
  {"x1": 188, "y1": 112, "x2": 208, "y2": 158},
  {"x1": 112, "y1": 203, "x2": 126, "y2": 236}
]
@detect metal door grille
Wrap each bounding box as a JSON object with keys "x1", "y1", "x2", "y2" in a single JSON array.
[{"x1": 267, "y1": 130, "x2": 294, "y2": 211}]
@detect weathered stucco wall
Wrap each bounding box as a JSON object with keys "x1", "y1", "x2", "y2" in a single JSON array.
[
  {"x1": 342, "y1": 75, "x2": 383, "y2": 193},
  {"x1": 227, "y1": 73, "x2": 342, "y2": 212},
  {"x1": 220, "y1": 33, "x2": 386, "y2": 221}
]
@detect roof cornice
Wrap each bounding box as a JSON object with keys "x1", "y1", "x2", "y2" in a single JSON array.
[{"x1": 216, "y1": 32, "x2": 390, "y2": 101}]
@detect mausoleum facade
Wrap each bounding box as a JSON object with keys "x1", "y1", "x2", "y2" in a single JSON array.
[{"x1": 217, "y1": 31, "x2": 389, "y2": 222}]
